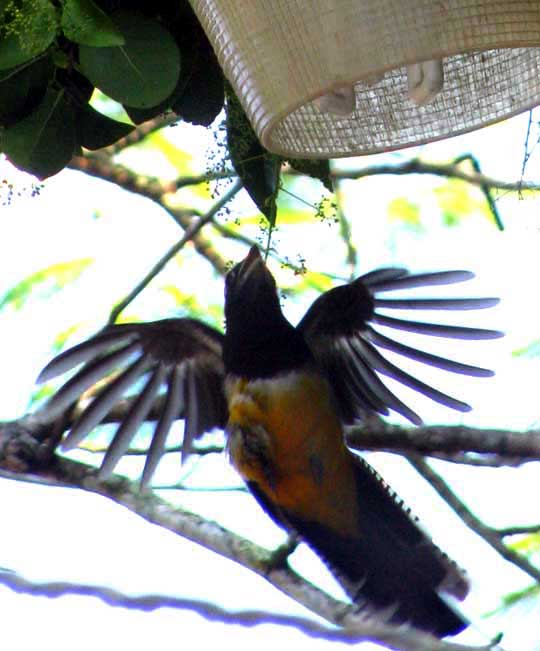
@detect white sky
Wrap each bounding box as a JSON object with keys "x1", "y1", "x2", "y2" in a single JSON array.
[{"x1": 1, "y1": 107, "x2": 540, "y2": 650}]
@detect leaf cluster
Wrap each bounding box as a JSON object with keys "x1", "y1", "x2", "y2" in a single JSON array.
[
  {"x1": 0, "y1": 1, "x2": 335, "y2": 226},
  {"x1": 225, "y1": 82, "x2": 332, "y2": 225},
  {"x1": 0, "y1": 0, "x2": 225, "y2": 178}
]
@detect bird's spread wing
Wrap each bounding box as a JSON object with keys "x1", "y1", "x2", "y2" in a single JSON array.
[
  {"x1": 36, "y1": 318, "x2": 227, "y2": 484},
  {"x1": 297, "y1": 268, "x2": 503, "y2": 424}
]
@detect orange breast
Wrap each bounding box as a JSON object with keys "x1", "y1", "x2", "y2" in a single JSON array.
[{"x1": 225, "y1": 371, "x2": 360, "y2": 537}]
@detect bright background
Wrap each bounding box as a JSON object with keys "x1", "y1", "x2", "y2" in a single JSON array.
[{"x1": 1, "y1": 107, "x2": 540, "y2": 650}]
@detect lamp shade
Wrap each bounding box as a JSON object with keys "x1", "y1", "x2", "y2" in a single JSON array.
[{"x1": 188, "y1": 0, "x2": 540, "y2": 158}]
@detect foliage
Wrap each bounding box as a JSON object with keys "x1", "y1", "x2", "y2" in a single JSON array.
[
  {"x1": 0, "y1": 0, "x2": 333, "y2": 227},
  {"x1": 78, "y1": 10, "x2": 180, "y2": 109},
  {"x1": 513, "y1": 340, "x2": 540, "y2": 358},
  {"x1": 388, "y1": 197, "x2": 422, "y2": 231},
  {"x1": 1, "y1": 7, "x2": 539, "y2": 644},
  {"x1": 0, "y1": 257, "x2": 93, "y2": 309},
  {"x1": 225, "y1": 84, "x2": 281, "y2": 225},
  {"x1": 0, "y1": 0, "x2": 224, "y2": 178}
]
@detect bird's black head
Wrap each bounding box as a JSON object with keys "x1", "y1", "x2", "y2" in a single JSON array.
[
  {"x1": 223, "y1": 246, "x2": 311, "y2": 378},
  {"x1": 224, "y1": 246, "x2": 280, "y2": 317}
]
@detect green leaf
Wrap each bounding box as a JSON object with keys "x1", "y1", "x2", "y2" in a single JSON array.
[
  {"x1": 0, "y1": 33, "x2": 35, "y2": 69},
  {"x1": 55, "y1": 65, "x2": 94, "y2": 103},
  {"x1": 508, "y1": 532, "x2": 540, "y2": 554},
  {"x1": 0, "y1": 0, "x2": 57, "y2": 70},
  {"x1": 434, "y1": 178, "x2": 489, "y2": 227},
  {"x1": 388, "y1": 197, "x2": 423, "y2": 231},
  {"x1": 172, "y1": 33, "x2": 224, "y2": 127},
  {"x1": 51, "y1": 321, "x2": 86, "y2": 353},
  {"x1": 122, "y1": 6, "x2": 197, "y2": 125},
  {"x1": 79, "y1": 10, "x2": 181, "y2": 108},
  {"x1": 512, "y1": 340, "x2": 540, "y2": 358},
  {"x1": 0, "y1": 55, "x2": 54, "y2": 126},
  {"x1": 126, "y1": 23, "x2": 224, "y2": 127},
  {"x1": 77, "y1": 102, "x2": 133, "y2": 149},
  {"x1": 1, "y1": 86, "x2": 77, "y2": 178},
  {"x1": 0, "y1": 258, "x2": 94, "y2": 310},
  {"x1": 226, "y1": 86, "x2": 281, "y2": 225},
  {"x1": 61, "y1": 0, "x2": 124, "y2": 46},
  {"x1": 287, "y1": 158, "x2": 333, "y2": 192},
  {"x1": 124, "y1": 1, "x2": 223, "y2": 126},
  {"x1": 499, "y1": 584, "x2": 540, "y2": 610}
]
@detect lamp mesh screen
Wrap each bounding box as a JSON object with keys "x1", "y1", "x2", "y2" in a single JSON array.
[{"x1": 189, "y1": 0, "x2": 540, "y2": 158}]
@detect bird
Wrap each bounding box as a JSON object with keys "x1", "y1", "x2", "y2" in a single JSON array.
[{"x1": 35, "y1": 245, "x2": 502, "y2": 637}]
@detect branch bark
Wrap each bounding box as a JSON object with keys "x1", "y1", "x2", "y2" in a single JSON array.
[
  {"x1": 0, "y1": 455, "x2": 498, "y2": 651},
  {"x1": 68, "y1": 155, "x2": 229, "y2": 276},
  {"x1": 347, "y1": 423, "x2": 540, "y2": 466},
  {"x1": 407, "y1": 455, "x2": 540, "y2": 585}
]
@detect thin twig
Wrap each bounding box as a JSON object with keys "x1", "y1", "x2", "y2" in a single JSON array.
[
  {"x1": 407, "y1": 455, "x2": 540, "y2": 585},
  {"x1": 68, "y1": 155, "x2": 229, "y2": 275},
  {"x1": 330, "y1": 158, "x2": 540, "y2": 193},
  {"x1": 0, "y1": 459, "x2": 499, "y2": 651},
  {"x1": 78, "y1": 442, "x2": 225, "y2": 457},
  {"x1": 519, "y1": 110, "x2": 534, "y2": 193},
  {"x1": 174, "y1": 170, "x2": 236, "y2": 188},
  {"x1": 452, "y1": 154, "x2": 502, "y2": 229},
  {"x1": 103, "y1": 114, "x2": 180, "y2": 156},
  {"x1": 496, "y1": 525, "x2": 540, "y2": 538},
  {"x1": 151, "y1": 483, "x2": 246, "y2": 492},
  {"x1": 108, "y1": 179, "x2": 243, "y2": 323}
]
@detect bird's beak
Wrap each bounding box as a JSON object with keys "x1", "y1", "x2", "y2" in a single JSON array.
[
  {"x1": 238, "y1": 245, "x2": 264, "y2": 278},
  {"x1": 244, "y1": 245, "x2": 262, "y2": 268}
]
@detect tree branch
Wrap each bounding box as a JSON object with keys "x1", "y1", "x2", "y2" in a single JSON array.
[
  {"x1": 17, "y1": 409, "x2": 540, "y2": 469},
  {"x1": 347, "y1": 423, "x2": 540, "y2": 466},
  {"x1": 331, "y1": 157, "x2": 540, "y2": 194},
  {"x1": 108, "y1": 178, "x2": 242, "y2": 322},
  {"x1": 407, "y1": 455, "x2": 540, "y2": 585},
  {"x1": 496, "y1": 525, "x2": 540, "y2": 537},
  {"x1": 0, "y1": 457, "x2": 498, "y2": 651},
  {"x1": 68, "y1": 155, "x2": 230, "y2": 276},
  {"x1": 1, "y1": 413, "x2": 535, "y2": 645}
]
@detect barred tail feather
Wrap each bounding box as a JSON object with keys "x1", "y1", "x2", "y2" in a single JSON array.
[{"x1": 286, "y1": 456, "x2": 468, "y2": 637}]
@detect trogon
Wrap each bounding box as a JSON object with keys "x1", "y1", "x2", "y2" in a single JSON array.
[{"x1": 36, "y1": 246, "x2": 502, "y2": 637}]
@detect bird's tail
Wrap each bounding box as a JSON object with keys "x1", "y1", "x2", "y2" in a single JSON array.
[{"x1": 290, "y1": 455, "x2": 468, "y2": 637}]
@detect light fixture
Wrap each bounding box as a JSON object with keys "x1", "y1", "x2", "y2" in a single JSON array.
[{"x1": 188, "y1": 1, "x2": 540, "y2": 158}]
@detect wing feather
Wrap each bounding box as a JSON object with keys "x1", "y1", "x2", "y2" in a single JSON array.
[
  {"x1": 40, "y1": 341, "x2": 141, "y2": 420},
  {"x1": 141, "y1": 365, "x2": 185, "y2": 487},
  {"x1": 37, "y1": 329, "x2": 139, "y2": 382},
  {"x1": 36, "y1": 319, "x2": 227, "y2": 481},
  {"x1": 62, "y1": 354, "x2": 152, "y2": 450},
  {"x1": 99, "y1": 363, "x2": 168, "y2": 479},
  {"x1": 298, "y1": 267, "x2": 501, "y2": 424}
]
